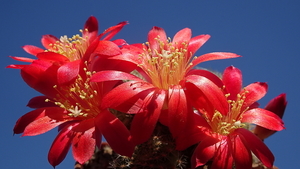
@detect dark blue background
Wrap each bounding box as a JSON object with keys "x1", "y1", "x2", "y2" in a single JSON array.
[{"x1": 1, "y1": 1, "x2": 299, "y2": 168}]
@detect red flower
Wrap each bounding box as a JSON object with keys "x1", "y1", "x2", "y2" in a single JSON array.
[
  {"x1": 91, "y1": 27, "x2": 240, "y2": 145},
  {"x1": 179, "y1": 66, "x2": 285, "y2": 169},
  {"x1": 9, "y1": 17, "x2": 134, "y2": 167},
  {"x1": 8, "y1": 16, "x2": 127, "y2": 70}
]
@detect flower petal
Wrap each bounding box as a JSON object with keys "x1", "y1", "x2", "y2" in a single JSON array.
[
  {"x1": 48, "y1": 124, "x2": 74, "y2": 167},
  {"x1": 186, "y1": 69, "x2": 224, "y2": 88},
  {"x1": 222, "y1": 66, "x2": 243, "y2": 100},
  {"x1": 26, "y1": 96, "x2": 56, "y2": 108},
  {"x1": 71, "y1": 119, "x2": 96, "y2": 164},
  {"x1": 242, "y1": 108, "x2": 285, "y2": 131},
  {"x1": 91, "y1": 51, "x2": 137, "y2": 73},
  {"x1": 211, "y1": 137, "x2": 234, "y2": 169},
  {"x1": 21, "y1": 60, "x2": 60, "y2": 97},
  {"x1": 36, "y1": 51, "x2": 70, "y2": 63},
  {"x1": 242, "y1": 82, "x2": 268, "y2": 109},
  {"x1": 130, "y1": 90, "x2": 165, "y2": 145},
  {"x1": 188, "y1": 34, "x2": 210, "y2": 55},
  {"x1": 9, "y1": 56, "x2": 35, "y2": 62},
  {"x1": 22, "y1": 45, "x2": 44, "y2": 56},
  {"x1": 22, "y1": 107, "x2": 68, "y2": 136},
  {"x1": 13, "y1": 107, "x2": 66, "y2": 135},
  {"x1": 190, "y1": 52, "x2": 241, "y2": 70},
  {"x1": 83, "y1": 16, "x2": 98, "y2": 43},
  {"x1": 41, "y1": 34, "x2": 59, "y2": 49},
  {"x1": 254, "y1": 93, "x2": 287, "y2": 140},
  {"x1": 101, "y1": 81, "x2": 155, "y2": 113},
  {"x1": 95, "y1": 110, "x2": 135, "y2": 157},
  {"x1": 57, "y1": 60, "x2": 81, "y2": 85},
  {"x1": 264, "y1": 93, "x2": 287, "y2": 118},
  {"x1": 91, "y1": 70, "x2": 143, "y2": 82},
  {"x1": 6, "y1": 64, "x2": 26, "y2": 69},
  {"x1": 236, "y1": 128, "x2": 274, "y2": 168},
  {"x1": 148, "y1": 26, "x2": 167, "y2": 51},
  {"x1": 94, "y1": 40, "x2": 122, "y2": 56},
  {"x1": 101, "y1": 21, "x2": 128, "y2": 41},
  {"x1": 185, "y1": 75, "x2": 229, "y2": 116},
  {"x1": 231, "y1": 133, "x2": 252, "y2": 169},
  {"x1": 176, "y1": 112, "x2": 211, "y2": 150},
  {"x1": 172, "y1": 28, "x2": 191, "y2": 47},
  {"x1": 168, "y1": 86, "x2": 188, "y2": 138},
  {"x1": 192, "y1": 136, "x2": 219, "y2": 168}
]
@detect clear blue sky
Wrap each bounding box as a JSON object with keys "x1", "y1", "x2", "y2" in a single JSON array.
[{"x1": 1, "y1": 1, "x2": 299, "y2": 168}]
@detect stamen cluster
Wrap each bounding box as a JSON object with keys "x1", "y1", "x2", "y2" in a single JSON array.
[
  {"x1": 45, "y1": 29, "x2": 89, "y2": 61},
  {"x1": 138, "y1": 37, "x2": 192, "y2": 90}
]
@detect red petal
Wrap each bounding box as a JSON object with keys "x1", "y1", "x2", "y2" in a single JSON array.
[
  {"x1": 185, "y1": 75, "x2": 229, "y2": 116},
  {"x1": 83, "y1": 16, "x2": 98, "y2": 42},
  {"x1": 41, "y1": 34, "x2": 59, "y2": 49},
  {"x1": 192, "y1": 136, "x2": 219, "y2": 168},
  {"x1": 94, "y1": 40, "x2": 122, "y2": 56},
  {"x1": 188, "y1": 34, "x2": 210, "y2": 55},
  {"x1": 236, "y1": 128, "x2": 274, "y2": 168},
  {"x1": 130, "y1": 90, "x2": 165, "y2": 145},
  {"x1": 186, "y1": 69, "x2": 224, "y2": 88},
  {"x1": 190, "y1": 52, "x2": 241, "y2": 70},
  {"x1": 22, "y1": 108, "x2": 68, "y2": 136},
  {"x1": 71, "y1": 119, "x2": 96, "y2": 164},
  {"x1": 21, "y1": 60, "x2": 59, "y2": 97},
  {"x1": 6, "y1": 64, "x2": 25, "y2": 69},
  {"x1": 168, "y1": 86, "x2": 188, "y2": 138},
  {"x1": 57, "y1": 60, "x2": 81, "y2": 85},
  {"x1": 91, "y1": 70, "x2": 143, "y2": 82},
  {"x1": 148, "y1": 26, "x2": 167, "y2": 51},
  {"x1": 222, "y1": 66, "x2": 243, "y2": 100},
  {"x1": 13, "y1": 107, "x2": 65, "y2": 134},
  {"x1": 91, "y1": 53, "x2": 137, "y2": 73},
  {"x1": 172, "y1": 28, "x2": 191, "y2": 47},
  {"x1": 211, "y1": 137, "x2": 234, "y2": 169},
  {"x1": 112, "y1": 39, "x2": 127, "y2": 46},
  {"x1": 22, "y1": 45, "x2": 44, "y2": 56},
  {"x1": 101, "y1": 21, "x2": 128, "y2": 41},
  {"x1": 265, "y1": 93, "x2": 287, "y2": 118},
  {"x1": 176, "y1": 112, "x2": 211, "y2": 150},
  {"x1": 242, "y1": 82, "x2": 268, "y2": 109},
  {"x1": 231, "y1": 133, "x2": 252, "y2": 169},
  {"x1": 95, "y1": 110, "x2": 135, "y2": 156},
  {"x1": 101, "y1": 81, "x2": 155, "y2": 112},
  {"x1": 48, "y1": 124, "x2": 74, "y2": 167},
  {"x1": 26, "y1": 96, "x2": 56, "y2": 108},
  {"x1": 9, "y1": 56, "x2": 35, "y2": 62},
  {"x1": 242, "y1": 108, "x2": 285, "y2": 131},
  {"x1": 254, "y1": 93, "x2": 287, "y2": 140},
  {"x1": 36, "y1": 51, "x2": 70, "y2": 63}
]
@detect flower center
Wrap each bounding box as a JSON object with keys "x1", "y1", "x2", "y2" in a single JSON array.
[
  {"x1": 207, "y1": 92, "x2": 248, "y2": 135},
  {"x1": 45, "y1": 29, "x2": 89, "y2": 61},
  {"x1": 45, "y1": 65, "x2": 101, "y2": 119},
  {"x1": 138, "y1": 37, "x2": 193, "y2": 90}
]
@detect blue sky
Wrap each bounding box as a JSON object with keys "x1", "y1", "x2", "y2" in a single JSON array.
[{"x1": 1, "y1": 1, "x2": 299, "y2": 168}]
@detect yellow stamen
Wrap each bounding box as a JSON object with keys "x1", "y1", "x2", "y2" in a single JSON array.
[
  {"x1": 45, "y1": 29, "x2": 90, "y2": 61},
  {"x1": 206, "y1": 91, "x2": 249, "y2": 135},
  {"x1": 47, "y1": 63, "x2": 101, "y2": 119},
  {"x1": 138, "y1": 36, "x2": 194, "y2": 90}
]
